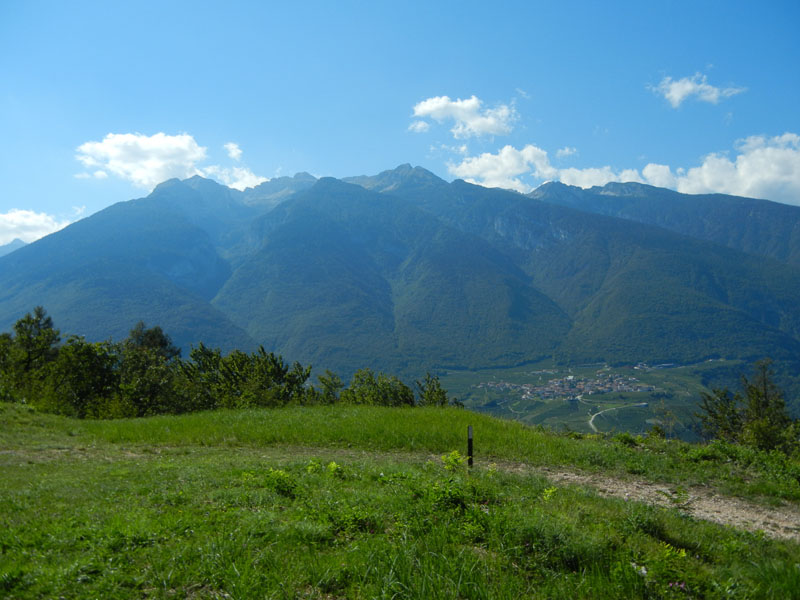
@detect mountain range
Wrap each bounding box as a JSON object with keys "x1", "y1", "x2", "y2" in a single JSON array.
[{"x1": 2, "y1": 165, "x2": 800, "y2": 394}]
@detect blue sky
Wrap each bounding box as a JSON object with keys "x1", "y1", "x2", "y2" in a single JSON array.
[{"x1": 2, "y1": 0, "x2": 799, "y2": 244}]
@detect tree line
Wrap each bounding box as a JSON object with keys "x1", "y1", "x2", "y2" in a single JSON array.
[{"x1": 0, "y1": 307, "x2": 458, "y2": 418}]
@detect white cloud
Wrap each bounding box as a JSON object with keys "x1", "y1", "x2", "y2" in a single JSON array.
[
  {"x1": 641, "y1": 163, "x2": 677, "y2": 188},
  {"x1": 556, "y1": 146, "x2": 577, "y2": 159},
  {"x1": 76, "y1": 132, "x2": 269, "y2": 191},
  {"x1": 412, "y1": 95, "x2": 516, "y2": 139},
  {"x1": 651, "y1": 72, "x2": 746, "y2": 108},
  {"x1": 76, "y1": 132, "x2": 207, "y2": 189},
  {"x1": 449, "y1": 144, "x2": 557, "y2": 192},
  {"x1": 450, "y1": 144, "x2": 642, "y2": 192},
  {"x1": 454, "y1": 133, "x2": 800, "y2": 205},
  {"x1": 224, "y1": 142, "x2": 243, "y2": 161},
  {"x1": 74, "y1": 170, "x2": 109, "y2": 180},
  {"x1": 202, "y1": 166, "x2": 268, "y2": 191},
  {"x1": 408, "y1": 120, "x2": 430, "y2": 133},
  {"x1": 672, "y1": 133, "x2": 800, "y2": 202},
  {"x1": 0, "y1": 209, "x2": 70, "y2": 245},
  {"x1": 559, "y1": 167, "x2": 643, "y2": 188}
]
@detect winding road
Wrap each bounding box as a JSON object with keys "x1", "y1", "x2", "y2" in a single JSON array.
[{"x1": 588, "y1": 402, "x2": 649, "y2": 432}]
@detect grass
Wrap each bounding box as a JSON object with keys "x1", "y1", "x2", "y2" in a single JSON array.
[
  {"x1": 64, "y1": 403, "x2": 800, "y2": 503},
  {"x1": 2, "y1": 402, "x2": 800, "y2": 598}
]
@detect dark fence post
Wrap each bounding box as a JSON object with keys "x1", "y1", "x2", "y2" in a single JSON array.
[{"x1": 467, "y1": 425, "x2": 473, "y2": 468}]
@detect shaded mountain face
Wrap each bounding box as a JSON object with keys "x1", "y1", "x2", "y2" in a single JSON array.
[
  {"x1": 212, "y1": 178, "x2": 570, "y2": 374},
  {"x1": 2, "y1": 166, "x2": 800, "y2": 384},
  {"x1": 358, "y1": 173, "x2": 800, "y2": 368},
  {"x1": 0, "y1": 238, "x2": 27, "y2": 257},
  {"x1": 530, "y1": 181, "x2": 800, "y2": 267}
]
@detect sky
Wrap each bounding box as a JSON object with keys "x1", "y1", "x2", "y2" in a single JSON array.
[{"x1": 2, "y1": 0, "x2": 799, "y2": 245}]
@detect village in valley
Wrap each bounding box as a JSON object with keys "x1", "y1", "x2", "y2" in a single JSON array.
[
  {"x1": 475, "y1": 365, "x2": 657, "y2": 403},
  {"x1": 439, "y1": 360, "x2": 740, "y2": 438}
]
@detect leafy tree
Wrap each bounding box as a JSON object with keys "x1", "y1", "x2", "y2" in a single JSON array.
[
  {"x1": 115, "y1": 322, "x2": 184, "y2": 416},
  {"x1": 180, "y1": 344, "x2": 311, "y2": 408},
  {"x1": 341, "y1": 368, "x2": 414, "y2": 407},
  {"x1": 126, "y1": 321, "x2": 181, "y2": 361},
  {"x1": 42, "y1": 336, "x2": 119, "y2": 417},
  {"x1": 697, "y1": 388, "x2": 742, "y2": 443},
  {"x1": 13, "y1": 306, "x2": 60, "y2": 372},
  {"x1": 697, "y1": 359, "x2": 798, "y2": 453},
  {"x1": 179, "y1": 343, "x2": 225, "y2": 411},
  {"x1": 415, "y1": 372, "x2": 450, "y2": 407},
  {"x1": 740, "y1": 360, "x2": 795, "y2": 452},
  {"x1": 0, "y1": 307, "x2": 61, "y2": 403},
  {"x1": 117, "y1": 344, "x2": 181, "y2": 416},
  {"x1": 316, "y1": 369, "x2": 344, "y2": 404},
  {"x1": 0, "y1": 332, "x2": 14, "y2": 402}
]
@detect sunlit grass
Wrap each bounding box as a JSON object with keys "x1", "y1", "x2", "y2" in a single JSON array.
[
  {"x1": 3, "y1": 402, "x2": 800, "y2": 597},
  {"x1": 64, "y1": 404, "x2": 800, "y2": 503}
]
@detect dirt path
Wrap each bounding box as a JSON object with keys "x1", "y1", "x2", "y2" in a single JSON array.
[{"x1": 531, "y1": 464, "x2": 800, "y2": 542}]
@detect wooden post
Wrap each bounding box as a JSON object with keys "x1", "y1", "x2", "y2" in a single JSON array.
[{"x1": 467, "y1": 425, "x2": 473, "y2": 468}]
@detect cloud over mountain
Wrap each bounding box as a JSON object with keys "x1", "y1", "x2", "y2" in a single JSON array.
[
  {"x1": 75, "y1": 133, "x2": 267, "y2": 192},
  {"x1": 448, "y1": 144, "x2": 556, "y2": 192},
  {"x1": 76, "y1": 133, "x2": 207, "y2": 188},
  {"x1": 412, "y1": 95, "x2": 516, "y2": 139},
  {"x1": 673, "y1": 133, "x2": 800, "y2": 201},
  {"x1": 0, "y1": 209, "x2": 70, "y2": 245},
  {"x1": 203, "y1": 165, "x2": 267, "y2": 191},
  {"x1": 449, "y1": 133, "x2": 800, "y2": 204}
]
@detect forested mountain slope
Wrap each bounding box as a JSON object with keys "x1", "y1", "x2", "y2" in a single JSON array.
[{"x1": 2, "y1": 165, "x2": 800, "y2": 381}]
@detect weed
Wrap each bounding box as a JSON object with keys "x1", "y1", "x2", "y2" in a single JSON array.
[
  {"x1": 541, "y1": 486, "x2": 558, "y2": 503},
  {"x1": 305, "y1": 458, "x2": 322, "y2": 474},
  {"x1": 440, "y1": 449, "x2": 465, "y2": 472},
  {"x1": 264, "y1": 468, "x2": 298, "y2": 498},
  {"x1": 326, "y1": 461, "x2": 345, "y2": 479}
]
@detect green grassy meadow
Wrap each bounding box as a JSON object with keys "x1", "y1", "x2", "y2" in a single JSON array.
[{"x1": 2, "y1": 402, "x2": 800, "y2": 598}]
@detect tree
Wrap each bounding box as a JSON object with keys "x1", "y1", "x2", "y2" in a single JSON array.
[
  {"x1": 341, "y1": 368, "x2": 414, "y2": 407},
  {"x1": 117, "y1": 344, "x2": 181, "y2": 416},
  {"x1": 43, "y1": 336, "x2": 118, "y2": 417},
  {"x1": 117, "y1": 322, "x2": 183, "y2": 416},
  {"x1": 0, "y1": 307, "x2": 61, "y2": 402},
  {"x1": 0, "y1": 332, "x2": 14, "y2": 401},
  {"x1": 316, "y1": 369, "x2": 344, "y2": 404},
  {"x1": 697, "y1": 359, "x2": 798, "y2": 453},
  {"x1": 697, "y1": 387, "x2": 742, "y2": 443},
  {"x1": 739, "y1": 360, "x2": 794, "y2": 452},
  {"x1": 415, "y1": 372, "x2": 450, "y2": 407},
  {"x1": 12, "y1": 306, "x2": 60, "y2": 373},
  {"x1": 126, "y1": 321, "x2": 180, "y2": 361},
  {"x1": 180, "y1": 344, "x2": 311, "y2": 409}
]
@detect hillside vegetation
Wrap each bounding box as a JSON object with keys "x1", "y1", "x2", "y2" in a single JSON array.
[
  {"x1": 3, "y1": 167, "x2": 800, "y2": 389},
  {"x1": 2, "y1": 402, "x2": 800, "y2": 599}
]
